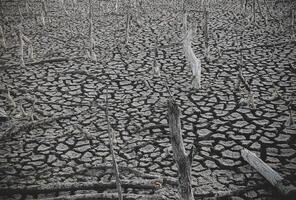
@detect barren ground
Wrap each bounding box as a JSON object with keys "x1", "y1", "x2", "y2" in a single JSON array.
[{"x1": 0, "y1": 0, "x2": 295, "y2": 199}]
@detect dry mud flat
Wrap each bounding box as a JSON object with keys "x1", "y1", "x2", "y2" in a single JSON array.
[{"x1": 0, "y1": 0, "x2": 295, "y2": 199}]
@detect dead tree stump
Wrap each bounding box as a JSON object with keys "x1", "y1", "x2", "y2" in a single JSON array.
[{"x1": 167, "y1": 99, "x2": 194, "y2": 200}]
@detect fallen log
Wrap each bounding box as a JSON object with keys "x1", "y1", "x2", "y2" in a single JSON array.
[
  {"x1": 0, "y1": 179, "x2": 163, "y2": 195},
  {"x1": 84, "y1": 163, "x2": 178, "y2": 186},
  {"x1": 224, "y1": 40, "x2": 296, "y2": 52},
  {"x1": 194, "y1": 183, "x2": 266, "y2": 199},
  {"x1": 0, "y1": 56, "x2": 85, "y2": 70},
  {"x1": 167, "y1": 99, "x2": 194, "y2": 200},
  {"x1": 0, "y1": 112, "x2": 79, "y2": 140},
  {"x1": 241, "y1": 148, "x2": 296, "y2": 199},
  {"x1": 40, "y1": 193, "x2": 164, "y2": 200}
]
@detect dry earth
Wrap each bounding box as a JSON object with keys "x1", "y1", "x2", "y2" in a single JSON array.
[{"x1": 0, "y1": 0, "x2": 295, "y2": 199}]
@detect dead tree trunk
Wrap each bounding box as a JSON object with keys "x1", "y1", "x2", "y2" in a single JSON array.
[
  {"x1": 203, "y1": 0, "x2": 209, "y2": 59},
  {"x1": 241, "y1": 148, "x2": 296, "y2": 199},
  {"x1": 105, "y1": 88, "x2": 123, "y2": 200},
  {"x1": 167, "y1": 99, "x2": 194, "y2": 200}
]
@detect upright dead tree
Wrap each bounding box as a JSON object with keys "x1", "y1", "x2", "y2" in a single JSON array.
[
  {"x1": 125, "y1": 4, "x2": 130, "y2": 45},
  {"x1": 105, "y1": 89, "x2": 123, "y2": 200},
  {"x1": 292, "y1": 9, "x2": 295, "y2": 38},
  {"x1": 0, "y1": 0, "x2": 4, "y2": 17},
  {"x1": 25, "y1": 0, "x2": 31, "y2": 13},
  {"x1": 22, "y1": 33, "x2": 34, "y2": 60},
  {"x1": 16, "y1": 25, "x2": 35, "y2": 66},
  {"x1": 40, "y1": 0, "x2": 48, "y2": 27},
  {"x1": 252, "y1": 0, "x2": 256, "y2": 22},
  {"x1": 182, "y1": 0, "x2": 188, "y2": 33},
  {"x1": 87, "y1": 0, "x2": 97, "y2": 61},
  {"x1": 202, "y1": 0, "x2": 209, "y2": 59},
  {"x1": 255, "y1": 0, "x2": 266, "y2": 24},
  {"x1": 153, "y1": 35, "x2": 160, "y2": 76},
  {"x1": 115, "y1": 0, "x2": 119, "y2": 13},
  {"x1": 183, "y1": 29, "x2": 202, "y2": 89},
  {"x1": 18, "y1": 4, "x2": 24, "y2": 25},
  {"x1": 17, "y1": 27, "x2": 25, "y2": 67},
  {"x1": 235, "y1": 34, "x2": 255, "y2": 109},
  {"x1": 167, "y1": 99, "x2": 194, "y2": 200},
  {"x1": 60, "y1": 0, "x2": 68, "y2": 15},
  {"x1": 0, "y1": 25, "x2": 6, "y2": 48}
]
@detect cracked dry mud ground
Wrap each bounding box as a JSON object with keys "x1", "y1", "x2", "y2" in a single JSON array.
[{"x1": 0, "y1": 0, "x2": 296, "y2": 199}]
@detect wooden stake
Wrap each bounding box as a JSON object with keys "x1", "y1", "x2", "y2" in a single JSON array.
[
  {"x1": 241, "y1": 148, "x2": 296, "y2": 198},
  {"x1": 167, "y1": 99, "x2": 194, "y2": 200}
]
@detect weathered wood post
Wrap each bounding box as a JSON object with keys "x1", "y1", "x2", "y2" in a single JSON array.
[
  {"x1": 167, "y1": 99, "x2": 194, "y2": 200},
  {"x1": 241, "y1": 148, "x2": 296, "y2": 199}
]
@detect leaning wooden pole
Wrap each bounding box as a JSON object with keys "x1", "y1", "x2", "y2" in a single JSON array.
[
  {"x1": 241, "y1": 148, "x2": 296, "y2": 199},
  {"x1": 167, "y1": 99, "x2": 194, "y2": 200},
  {"x1": 105, "y1": 88, "x2": 123, "y2": 200}
]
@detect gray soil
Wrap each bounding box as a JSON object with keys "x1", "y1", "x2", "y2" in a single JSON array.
[{"x1": 0, "y1": 0, "x2": 295, "y2": 199}]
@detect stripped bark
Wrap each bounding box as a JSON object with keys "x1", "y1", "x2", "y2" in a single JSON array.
[
  {"x1": 105, "y1": 88, "x2": 123, "y2": 200},
  {"x1": 241, "y1": 148, "x2": 296, "y2": 198},
  {"x1": 167, "y1": 99, "x2": 194, "y2": 200}
]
